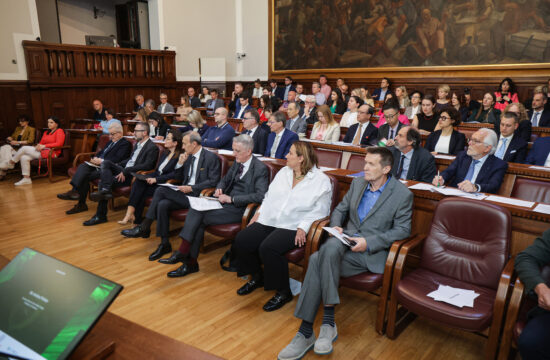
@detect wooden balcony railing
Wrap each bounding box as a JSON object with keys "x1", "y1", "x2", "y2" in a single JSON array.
[{"x1": 23, "y1": 41, "x2": 176, "y2": 86}]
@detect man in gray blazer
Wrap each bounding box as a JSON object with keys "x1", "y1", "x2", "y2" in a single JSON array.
[
  {"x1": 157, "y1": 93, "x2": 175, "y2": 113},
  {"x1": 205, "y1": 89, "x2": 225, "y2": 116},
  {"x1": 162, "y1": 134, "x2": 269, "y2": 278},
  {"x1": 278, "y1": 146, "x2": 413, "y2": 360},
  {"x1": 285, "y1": 102, "x2": 307, "y2": 135}
]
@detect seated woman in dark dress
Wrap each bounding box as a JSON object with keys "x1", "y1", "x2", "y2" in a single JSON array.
[
  {"x1": 148, "y1": 112, "x2": 171, "y2": 140},
  {"x1": 424, "y1": 107, "x2": 466, "y2": 155},
  {"x1": 467, "y1": 92, "x2": 501, "y2": 124},
  {"x1": 412, "y1": 94, "x2": 440, "y2": 135}
]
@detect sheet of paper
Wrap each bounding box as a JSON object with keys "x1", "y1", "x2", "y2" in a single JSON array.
[
  {"x1": 187, "y1": 196, "x2": 223, "y2": 211},
  {"x1": 433, "y1": 187, "x2": 487, "y2": 200},
  {"x1": 434, "y1": 154, "x2": 456, "y2": 160},
  {"x1": 533, "y1": 203, "x2": 550, "y2": 214},
  {"x1": 427, "y1": 284, "x2": 480, "y2": 308},
  {"x1": 485, "y1": 195, "x2": 535, "y2": 208},
  {"x1": 158, "y1": 183, "x2": 180, "y2": 191},
  {"x1": 408, "y1": 183, "x2": 436, "y2": 191},
  {"x1": 319, "y1": 166, "x2": 336, "y2": 172},
  {"x1": 257, "y1": 157, "x2": 277, "y2": 162},
  {"x1": 217, "y1": 149, "x2": 233, "y2": 155},
  {"x1": 529, "y1": 165, "x2": 550, "y2": 171},
  {"x1": 84, "y1": 161, "x2": 100, "y2": 168},
  {"x1": 322, "y1": 227, "x2": 354, "y2": 247},
  {"x1": 399, "y1": 180, "x2": 408, "y2": 184}
]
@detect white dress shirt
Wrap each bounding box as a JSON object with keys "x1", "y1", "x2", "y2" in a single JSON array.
[
  {"x1": 257, "y1": 166, "x2": 332, "y2": 232},
  {"x1": 125, "y1": 138, "x2": 149, "y2": 168},
  {"x1": 340, "y1": 111, "x2": 358, "y2": 127},
  {"x1": 187, "y1": 148, "x2": 202, "y2": 185},
  {"x1": 157, "y1": 153, "x2": 173, "y2": 174},
  {"x1": 434, "y1": 134, "x2": 452, "y2": 154},
  {"x1": 545, "y1": 152, "x2": 550, "y2": 167},
  {"x1": 252, "y1": 87, "x2": 263, "y2": 98}
]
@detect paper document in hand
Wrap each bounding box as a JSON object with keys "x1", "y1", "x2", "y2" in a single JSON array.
[
  {"x1": 533, "y1": 203, "x2": 550, "y2": 214},
  {"x1": 187, "y1": 196, "x2": 223, "y2": 211},
  {"x1": 485, "y1": 195, "x2": 535, "y2": 208},
  {"x1": 427, "y1": 284, "x2": 480, "y2": 308},
  {"x1": 158, "y1": 183, "x2": 180, "y2": 191},
  {"x1": 433, "y1": 187, "x2": 487, "y2": 200},
  {"x1": 84, "y1": 161, "x2": 100, "y2": 168},
  {"x1": 322, "y1": 227, "x2": 356, "y2": 247}
]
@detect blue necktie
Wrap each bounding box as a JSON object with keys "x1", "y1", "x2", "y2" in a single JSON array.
[
  {"x1": 495, "y1": 138, "x2": 507, "y2": 159},
  {"x1": 532, "y1": 112, "x2": 540, "y2": 126},
  {"x1": 465, "y1": 159, "x2": 480, "y2": 182}
]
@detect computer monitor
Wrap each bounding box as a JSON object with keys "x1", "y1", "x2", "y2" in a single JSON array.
[{"x1": 0, "y1": 248, "x2": 123, "y2": 360}]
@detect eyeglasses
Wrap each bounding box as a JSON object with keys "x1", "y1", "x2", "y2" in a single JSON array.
[
  {"x1": 439, "y1": 115, "x2": 451, "y2": 121},
  {"x1": 109, "y1": 132, "x2": 118, "y2": 136},
  {"x1": 243, "y1": 117, "x2": 255, "y2": 121},
  {"x1": 385, "y1": 112, "x2": 398, "y2": 119},
  {"x1": 468, "y1": 138, "x2": 488, "y2": 146},
  {"x1": 134, "y1": 129, "x2": 146, "y2": 133}
]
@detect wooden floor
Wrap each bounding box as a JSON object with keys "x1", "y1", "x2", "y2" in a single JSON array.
[{"x1": 0, "y1": 174, "x2": 489, "y2": 360}]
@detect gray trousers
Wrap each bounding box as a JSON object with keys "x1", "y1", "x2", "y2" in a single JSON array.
[{"x1": 294, "y1": 237, "x2": 372, "y2": 323}]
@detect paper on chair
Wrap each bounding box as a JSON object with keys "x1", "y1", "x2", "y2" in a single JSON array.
[
  {"x1": 408, "y1": 183, "x2": 436, "y2": 191},
  {"x1": 322, "y1": 227, "x2": 355, "y2": 247},
  {"x1": 529, "y1": 165, "x2": 550, "y2": 171},
  {"x1": 485, "y1": 195, "x2": 535, "y2": 208},
  {"x1": 217, "y1": 149, "x2": 233, "y2": 155},
  {"x1": 427, "y1": 285, "x2": 480, "y2": 308},
  {"x1": 187, "y1": 196, "x2": 223, "y2": 211},
  {"x1": 158, "y1": 183, "x2": 180, "y2": 191},
  {"x1": 433, "y1": 187, "x2": 487, "y2": 200},
  {"x1": 533, "y1": 203, "x2": 550, "y2": 214}
]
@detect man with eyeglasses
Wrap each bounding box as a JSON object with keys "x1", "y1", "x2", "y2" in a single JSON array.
[
  {"x1": 343, "y1": 104, "x2": 378, "y2": 146},
  {"x1": 242, "y1": 108, "x2": 269, "y2": 155},
  {"x1": 202, "y1": 107, "x2": 235, "y2": 150},
  {"x1": 285, "y1": 102, "x2": 307, "y2": 135},
  {"x1": 265, "y1": 111, "x2": 299, "y2": 159},
  {"x1": 157, "y1": 93, "x2": 174, "y2": 114},
  {"x1": 377, "y1": 101, "x2": 404, "y2": 147},
  {"x1": 85, "y1": 122, "x2": 159, "y2": 225},
  {"x1": 302, "y1": 95, "x2": 319, "y2": 125},
  {"x1": 433, "y1": 128, "x2": 508, "y2": 193},
  {"x1": 57, "y1": 123, "x2": 132, "y2": 214}
]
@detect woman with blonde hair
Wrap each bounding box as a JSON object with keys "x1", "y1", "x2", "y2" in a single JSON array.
[
  {"x1": 181, "y1": 109, "x2": 209, "y2": 137},
  {"x1": 435, "y1": 84, "x2": 451, "y2": 111},
  {"x1": 395, "y1": 85, "x2": 411, "y2": 109},
  {"x1": 310, "y1": 105, "x2": 341, "y2": 142}
]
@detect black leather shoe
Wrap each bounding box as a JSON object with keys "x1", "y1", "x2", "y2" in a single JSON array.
[
  {"x1": 263, "y1": 292, "x2": 293, "y2": 312},
  {"x1": 83, "y1": 215, "x2": 107, "y2": 226},
  {"x1": 158, "y1": 251, "x2": 186, "y2": 264},
  {"x1": 90, "y1": 189, "x2": 112, "y2": 202},
  {"x1": 66, "y1": 203, "x2": 88, "y2": 215},
  {"x1": 237, "y1": 279, "x2": 264, "y2": 296},
  {"x1": 121, "y1": 225, "x2": 150, "y2": 238},
  {"x1": 149, "y1": 243, "x2": 172, "y2": 261},
  {"x1": 57, "y1": 190, "x2": 79, "y2": 200},
  {"x1": 167, "y1": 263, "x2": 199, "y2": 278}
]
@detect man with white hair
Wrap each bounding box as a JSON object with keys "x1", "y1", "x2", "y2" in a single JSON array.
[
  {"x1": 302, "y1": 95, "x2": 319, "y2": 125},
  {"x1": 433, "y1": 128, "x2": 508, "y2": 194},
  {"x1": 157, "y1": 93, "x2": 175, "y2": 113}
]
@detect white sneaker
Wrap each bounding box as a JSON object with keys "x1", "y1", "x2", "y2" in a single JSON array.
[
  {"x1": 314, "y1": 324, "x2": 338, "y2": 355},
  {"x1": 278, "y1": 332, "x2": 316, "y2": 360},
  {"x1": 14, "y1": 178, "x2": 32, "y2": 186}
]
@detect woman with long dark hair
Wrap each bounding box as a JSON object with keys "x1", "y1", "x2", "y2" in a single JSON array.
[{"x1": 494, "y1": 78, "x2": 519, "y2": 111}]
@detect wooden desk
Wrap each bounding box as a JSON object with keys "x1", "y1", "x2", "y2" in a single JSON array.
[
  {"x1": 66, "y1": 129, "x2": 103, "y2": 158},
  {"x1": 0, "y1": 254, "x2": 222, "y2": 360}
]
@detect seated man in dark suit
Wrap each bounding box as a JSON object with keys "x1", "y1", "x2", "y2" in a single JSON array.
[
  {"x1": 525, "y1": 136, "x2": 550, "y2": 166},
  {"x1": 433, "y1": 128, "x2": 508, "y2": 193},
  {"x1": 84, "y1": 122, "x2": 159, "y2": 225},
  {"x1": 372, "y1": 77, "x2": 391, "y2": 101},
  {"x1": 278, "y1": 147, "x2": 413, "y2": 360},
  {"x1": 265, "y1": 111, "x2": 299, "y2": 159},
  {"x1": 57, "y1": 123, "x2": 132, "y2": 214},
  {"x1": 270, "y1": 79, "x2": 285, "y2": 100},
  {"x1": 285, "y1": 102, "x2": 307, "y2": 135},
  {"x1": 343, "y1": 104, "x2": 379, "y2": 146},
  {"x1": 133, "y1": 94, "x2": 145, "y2": 113},
  {"x1": 121, "y1": 131, "x2": 221, "y2": 261},
  {"x1": 157, "y1": 93, "x2": 175, "y2": 114},
  {"x1": 187, "y1": 87, "x2": 202, "y2": 108},
  {"x1": 228, "y1": 82, "x2": 243, "y2": 114},
  {"x1": 234, "y1": 93, "x2": 252, "y2": 119},
  {"x1": 302, "y1": 95, "x2": 319, "y2": 125},
  {"x1": 242, "y1": 108, "x2": 269, "y2": 155},
  {"x1": 515, "y1": 228, "x2": 550, "y2": 360},
  {"x1": 160, "y1": 134, "x2": 269, "y2": 278},
  {"x1": 282, "y1": 76, "x2": 297, "y2": 101},
  {"x1": 528, "y1": 92, "x2": 550, "y2": 127},
  {"x1": 377, "y1": 101, "x2": 404, "y2": 147},
  {"x1": 391, "y1": 126, "x2": 437, "y2": 183},
  {"x1": 494, "y1": 112, "x2": 528, "y2": 163},
  {"x1": 205, "y1": 89, "x2": 224, "y2": 116},
  {"x1": 201, "y1": 107, "x2": 235, "y2": 150}
]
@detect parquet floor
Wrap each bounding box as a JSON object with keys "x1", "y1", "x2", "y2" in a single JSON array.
[{"x1": 0, "y1": 175, "x2": 488, "y2": 359}]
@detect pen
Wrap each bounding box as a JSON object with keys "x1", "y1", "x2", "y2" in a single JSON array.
[{"x1": 437, "y1": 170, "x2": 440, "y2": 187}]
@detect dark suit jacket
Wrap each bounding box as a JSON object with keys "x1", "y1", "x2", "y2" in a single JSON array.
[
  {"x1": 377, "y1": 122, "x2": 404, "y2": 142},
  {"x1": 391, "y1": 147, "x2": 437, "y2": 183},
  {"x1": 343, "y1": 122, "x2": 379, "y2": 146},
  {"x1": 228, "y1": 93, "x2": 241, "y2": 113},
  {"x1": 303, "y1": 106, "x2": 319, "y2": 125},
  {"x1": 189, "y1": 96, "x2": 202, "y2": 108},
  {"x1": 273, "y1": 86, "x2": 286, "y2": 100},
  {"x1": 151, "y1": 123, "x2": 171, "y2": 138},
  {"x1": 372, "y1": 87, "x2": 390, "y2": 101},
  {"x1": 202, "y1": 123, "x2": 235, "y2": 150},
  {"x1": 120, "y1": 138, "x2": 159, "y2": 176},
  {"x1": 493, "y1": 118, "x2": 532, "y2": 143},
  {"x1": 525, "y1": 137, "x2": 550, "y2": 166},
  {"x1": 528, "y1": 109, "x2": 550, "y2": 127},
  {"x1": 424, "y1": 130, "x2": 466, "y2": 155},
  {"x1": 498, "y1": 135, "x2": 528, "y2": 163},
  {"x1": 244, "y1": 126, "x2": 269, "y2": 155},
  {"x1": 441, "y1": 151, "x2": 508, "y2": 194},
  {"x1": 149, "y1": 152, "x2": 179, "y2": 183},
  {"x1": 94, "y1": 109, "x2": 107, "y2": 121},
  {"x1": 281, "y1": 85, "x2": 296, "y2": 99},
  {"x1": 265, "y1": 129, "x2": 299, "y2": 159},
  {"x1": 234, "y1": 104, "x2": 251, "y2": 119},
  {"x1": 97, "y1": 138, "x2": 132, "y2": 164},
  {"x1": 217, "y1": 156, "x2": 269, "y2": 208},
  {"x1": 173, "y1": 147, "x2": 221, "y2": 197}
]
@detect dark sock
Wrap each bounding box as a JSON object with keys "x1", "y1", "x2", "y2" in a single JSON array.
[
  {"x1": 161, "y1": 236, "x2": 170, "y2": 245},
  {"x1": 178, "y1": 239, "x2": 191, "y2": 254},
  {"x1": 187, "y1": 257, "x2": 197, "y2": 265},
  {"x1": 322, "y1": 306, "x2": 335, "y2": 327},
  {"x1": 140, "y1": 218, "x2": 153, "y2": 231},
  {"x1": 298, "y1": 320, "x2": 314, "y2": 339}
]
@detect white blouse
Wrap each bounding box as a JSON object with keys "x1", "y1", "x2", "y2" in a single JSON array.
[
  {"x1": 340, "y1": 111, "x2": 358, "y2": 127},
  {"x1": 257, "y1": 166, "x2": 332, "y2": 233},
  {"x1": 434, "y1": 134, "x2": 452, "y2": 154},
  {"x1": 252, "y1": 87, "x2": 263, "y2": 98}
]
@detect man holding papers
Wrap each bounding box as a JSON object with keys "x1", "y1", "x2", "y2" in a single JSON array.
[
  {"x1": 161, "y1": 134, "x2": 269, "y2": 278},
  {"x1": 278, "y1": 147, "x2": 413, "y2": 360},
  {"x1": 121, "y1": 131, "x2": 221, "y2": 261},
  {"x1": 432, "y1": 128, "x2": 508, "y2": 194}
]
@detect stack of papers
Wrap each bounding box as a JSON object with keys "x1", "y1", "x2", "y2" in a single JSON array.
[
  {"x1": 217, "y1": 149, "x2": 233, "y2": 155},
  {"x1": 433, "y1": 187, "x2": 487, "y2": 200},
  {"x1": 257, "y1": 157, "x2": 277, "y2": 162},
  {"x1": 485, "y1": 195, "x2": 535, "y2": 208},
  {"x1": 427, "y1": 285, "x2": 480, "y2": 308},
  {"x1": 533, "y1": 203, "x2": 550, "y2": 214},
  {"x1": 319, "y1": 166, "x2": 336, "y2": 172}
]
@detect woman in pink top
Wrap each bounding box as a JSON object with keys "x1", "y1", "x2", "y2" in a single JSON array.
[
  {"x1": 494, "y1": 77, "x2": 519, "y2": 111},
  {"x1": 310, "y1": 105, "x2": 340, "y2": 142}
]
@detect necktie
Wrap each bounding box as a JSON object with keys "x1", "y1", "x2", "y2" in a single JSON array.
[
  {"x1": 465, "y1": 159, "x2": 480, "y2": 182},
  {"x1": 533, "y1": 112, "x2": 541, "y2": 126},
  {"x1": 101, "y1": 141, "x2": 114, "y2": 158},
  {"x1": 226, "y1": 163, "x2": 244, "y2": 194},
  {"x1": 397, "y1": 154, "x2": 406, "y2": 179},
  {"x1": 495, "y1": 138, "x2": 508, "y2": 159},
  {"x1": 389, "y1": 129, "x2": 394, "y2": 140},
  {"x1": 352, "y1": 124, "x2": 362, "y2": 145},
  {"x1": 188, "y1": 156, "x2": 195, "y2": 180},
  {"x1": 270, "y1": 134, "x2": 281, "y2": 157},
  {"x1": 244, "y1": 130, "x2": 251, "y2": 135}
]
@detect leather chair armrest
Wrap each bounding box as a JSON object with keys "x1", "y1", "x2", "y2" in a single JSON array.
[
  {"x1": 391, "y1": 234, "x2": 427, "y2": 287},
  {"x1": 310, "y1": 218, "x2": 331, "y2": 254},
  {"x1": 137, "y1": 170, "x2": 155, "y2": 175},
  {"x1": 498, "y1": 276, "x2": 525, "y2": 360},
  {"x1": 240, "y1": 203, "x2": 260, "y2": 229},
  {"x1": 72, "y1": 152, "x2": 96, "y2": 168},
  {"x1": 200, "y1": 188, "x2": 215, "y2": 197}
]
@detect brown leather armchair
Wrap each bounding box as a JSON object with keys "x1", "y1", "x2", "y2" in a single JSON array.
[
  {"x1": 386, "y1": 197, "x2": 514, "y2": 359},
  {"x1": 510, "y1": 177, "x2": 550, "y2": 204},
  {"x1": 498, "y1": 265, "x2": 550, "y2": 360},
  {"x1": 314, "y1": 148, "x2": 343, "y2": 168},
  {"x1": 346, "y1": 153, "x2": 366, "y2": 172},
  {"x1": 68, "y1": 134, "x2": 110, "y2": 178},
  {"x1": 30, "y1": 129, "x2": 71, "y2": 182}
]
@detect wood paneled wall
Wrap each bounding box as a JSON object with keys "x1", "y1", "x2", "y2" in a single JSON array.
[{"x1": 0, "y1": 81, "x2": 32, "y2": 139}]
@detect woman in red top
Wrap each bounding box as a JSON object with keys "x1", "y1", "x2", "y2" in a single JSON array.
[
  {"x1": 9, "y1": 116, "x2": 65, "y2": 186},
  {"x1": 258, "y1": 95, "x2": 272, "y2": 124},
  {"x1": 494, "y1": 77, "x2": 519, "y2": 111}
]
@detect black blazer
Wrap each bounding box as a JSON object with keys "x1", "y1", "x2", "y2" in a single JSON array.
[
  {"x1": 377, "y1": 122, "x2": 404, "y2": 141},
  {"x1": 149, "y1": 152, "x2": 179, "y2": 183},
  {"x1": 343, "y1": 122, "x2": 379, "y2": 146},
  {"x1": 217, "y1": 156, "x2": 269, "y2": 208},
  {"x1": 248, "y1": 126, "x2": 269, "y2": 155},
  {"x1": 97, "y1": 138, "x2": 132, "y2": 164},
  {"x1": 273, "y1": 86, "x2": 286, "y2": 100},
  {"x1": 303, "y1": 106, "x2": 319, "y2": 125},
  {"x1": 189, "y1": 96, "x2": 202, "y2": 108},
  {"x1": 497, "y1": 135, "x2": 528, "y2": 163},
  {"x1": 390, "y1": 147, "x2": 437, "y2": 183},
  {"x1": 120, "y1": 139, "x2": 159, "y2": 176},
  {"x1": 493, "y1": 117, "x2": 532, "y2": 143},
  {"x1": 424, "y1": 130, "x2": 466, "y2": 155},
  {"x1": 528, "y1": 109, "x2": 550, "y2": 128},
  {"x1": 173, "y1": 147, "x2": 221, "y2": 197},
  {"x1": 151, "y1": 123, "x2": 171, "y2": 138}
]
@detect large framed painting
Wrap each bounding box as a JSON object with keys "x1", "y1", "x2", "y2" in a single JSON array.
[{"x1": 270, "y1": 0, "x2": 550, "y2": 74}]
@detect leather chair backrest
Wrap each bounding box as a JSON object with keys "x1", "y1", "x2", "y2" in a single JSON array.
[
  {"x1": 326, "y1": 174, "x2": 340, "y2": 212},
  {"x1": 315, "y1": 148, "x2": 343, "y2": 168},
  {"x1": 97, "y1": 134, "x2": 110, "y2": 152},
  {"x1": 263, "y1": 161, "x2": 278, "y2": 183},
  {"x1": 60, "y1": 130, "x2": 71, "y2": 159},
  {"x1": 346, "y1": 154, "x2": 365, "y2": 172},
  {"x1": 215, "y1": 153, "x2": 230, "y2": 177},
  {"x1": 511, "y1": 178, "x2": 550, "y2": 204},
  {"x1": 155, "y1": 143, "x2": 165, "y2": 165},
  {"x1": 421, "y1": 197, "x2": 511, "y2": 290}
]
